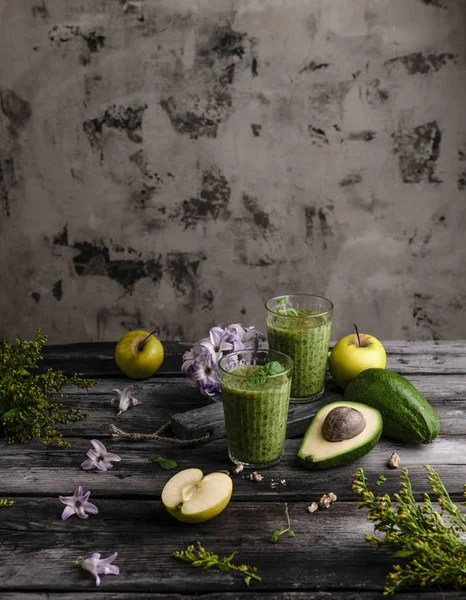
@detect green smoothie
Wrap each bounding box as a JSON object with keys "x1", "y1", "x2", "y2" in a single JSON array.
[
  {"x1": 221, "y1": 365, "x2": 291, "y2": 467},
  {"x1": 267, "y1": 310, "x2": 332, "y2": 400}
]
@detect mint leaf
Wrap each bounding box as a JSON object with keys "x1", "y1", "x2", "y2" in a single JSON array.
[
  {"x1": 376, "y1": 475, "x2": 387, "y2": 486},
  {"x1": 153, "y1": 456, "x2": 178, "y2": 469},
  {"x1": 264, "y1": 361, "x2": 286, "y2": 376}
]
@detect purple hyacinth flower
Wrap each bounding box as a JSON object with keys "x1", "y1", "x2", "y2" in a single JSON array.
[
  {"x1": 199, "y1": 327, "x2": 234, "y2": 363},
  {"x1": 111, "y1": 385, "x2": 142, "y2": 416},
  {"x1": 81, "y1": 440, "x2": 121, "y2": 472},
  {"x1": 59, "y1": 485, "x2": 98, "y2": 520},
  {"x1": 181, "y1": 344, "x2": 206, "y2": 374},
  {"x1": 190, "y1": 354, "x2": 221, "y2": 396},
  {"x1": 76, "y1": 552, "x2": 119, "y2": 586}
]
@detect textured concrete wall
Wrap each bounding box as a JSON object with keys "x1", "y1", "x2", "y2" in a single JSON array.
[{"x1": 0, "y1": 0, "x2": 465, "y2": 344}]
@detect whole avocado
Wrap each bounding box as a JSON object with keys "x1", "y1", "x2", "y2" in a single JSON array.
[{"x1": 344, "y1": 368, "x2": 440, "y2": 444}]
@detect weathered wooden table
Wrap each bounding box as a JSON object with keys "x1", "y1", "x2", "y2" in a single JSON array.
[{"x1": 1, "y1": 341, "x2": 465, "y2": 600}]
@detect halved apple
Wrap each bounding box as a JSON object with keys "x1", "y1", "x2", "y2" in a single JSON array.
[{"x1": 161, "y1": 468, "x2": 233, "y2": 523}]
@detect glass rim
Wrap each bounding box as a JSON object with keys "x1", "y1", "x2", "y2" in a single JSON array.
[
  {"x1": 218, "y1": 349, "x2": 294, "y2": 380},
  {"x1": 264, "y1": 293, "x2": 334, "y2": 319}
]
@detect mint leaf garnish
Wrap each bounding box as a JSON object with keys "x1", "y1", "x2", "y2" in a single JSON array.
[
  {"x1": 153, "y1": 456, "x2": 178, "y2": 469},
  {"x1": 247, "y1": 361, "x2": 286, "y2": 388}
]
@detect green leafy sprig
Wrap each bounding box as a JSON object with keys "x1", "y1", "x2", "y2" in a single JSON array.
[
  {"x1": 248, "y1": 361, "x2": 286, "y2": 388},
  {"x1": 353, "y1": 466, "x2": 466, "y2": 595},
  {"x1": 0, "y1": 498, "x2": 14, "y2": 507},
  {"x1": 152, "y1": 456, "x2": 178, "y2": 470},
  {"x1": 276, "y1": 298, "x2": 299, "y2": 317},
  {"x1": 0, "y1": 329, "x2": 95, "y2": 446},
  {"x1": 271, "y1": 502, "x2": 295, "y2": 543},
  {"x1": 173, "y1": 542, "x2": 261, "y2": 586}
]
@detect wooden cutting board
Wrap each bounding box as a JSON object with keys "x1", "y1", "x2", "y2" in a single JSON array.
[{"x1": 170, "y1": 386, "x2": 345, "y2": 442}]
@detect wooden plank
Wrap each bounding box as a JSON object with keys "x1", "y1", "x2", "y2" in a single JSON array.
[
  {"x1": 45, "y1": 373, "x2": 466, "y2": 440},
  {"x1": 3, "y1": 594, "x2": 465, "y2": 600},
  {"x1": 38, "y1": 341, "x2": 466, "y2": 378},
  {"x1": 0, "y1": 435, "x2": 465, "y2": 501},
  {"x1": 0, "y1": 501, "x2": 424, "y2": 593}
]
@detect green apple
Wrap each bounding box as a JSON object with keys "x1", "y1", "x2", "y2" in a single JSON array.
[
  {"x1": 161, "y1": 468, "x2": 233, "y2": 523},
  {"x1": 329, "y1": 329, "x2": 386, "y2": 389},
  {"x1": 115, "y1": 329, "x2": 164, "y2": 379}
]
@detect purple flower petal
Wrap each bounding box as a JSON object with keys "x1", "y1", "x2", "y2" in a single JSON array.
[
  {"x1": 77, "y1": 551, "x2": 120, "y2": 587},
  {"x1": 81, "y1": 458, "x2": 97, "y2": 470},
  {"x1": 59, "y1": 485, "x2": 99, "y2": 520},
  {"x1": 61, "y1": 505, "x2": 75, "y2": 520}
]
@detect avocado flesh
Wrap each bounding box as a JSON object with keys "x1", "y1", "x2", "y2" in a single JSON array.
[{"x1": 298, "y1": 401, "x2": 383, "y2": 469}]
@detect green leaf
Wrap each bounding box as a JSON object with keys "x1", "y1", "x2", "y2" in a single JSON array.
[
  {"x1": 376, "y1": 475, "x2": 387, "y2": 486},
  {"x1": 270, "y1": 529, "x2": 282, "y2": 543},
  {"x1": 244, "y1": 575, "x2": 251, "y2": 586},
  {"x1": 288, "y1": 529, "x2": 295, "y2": 538},
  {"x1": 263, "y1": 361, "x2": 286, "y2": 376},
  {"x1": 287, "y1": 308, "x2": 299, "y2": 317},
  {"x1": 153, "y1": 456, "x2": 178, "y2": 469}
]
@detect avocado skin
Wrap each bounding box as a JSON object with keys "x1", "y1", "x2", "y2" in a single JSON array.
[
  {"x1": 298, "y1": 429, "x2": 382, "y2": 470},
  {"x1": 344, "y1": 368, "x2": 440, "y2": 444}
]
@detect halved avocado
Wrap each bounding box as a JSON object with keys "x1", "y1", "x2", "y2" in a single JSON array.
[{"x1": 297, "y1": 401, "x2": 383, "y2": 470}]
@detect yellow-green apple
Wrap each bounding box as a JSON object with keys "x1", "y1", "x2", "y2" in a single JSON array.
[
  {"x1": 161, "y1": 468, "x2": 233, "y2": 523},
  {"x1": 114, "y1": 329, "x2": 164, "y2": 379},
  {"x1": 329, "y1": 327, "x2": 386, "y2": 389}
]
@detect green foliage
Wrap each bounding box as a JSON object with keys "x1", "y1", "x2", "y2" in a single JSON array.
[
  {"x1": 276, "y1": 298, "x2": 299, "y2": 317},
  {"x1": 248, "y1": 361, "x2": 286, "y2": 388},
  {"x1": 353, "y1": 466, "x2": 466, "y2": 595},
  {"x1": 173, "y1": 542, "x2": 261, "y2": 585},
  {"x1": 0, "y1": 329, "x2": 94, "y2": 447},
  {"x1": 376, "y1": 475, "x2": 387, "y2": 486},
  {"x1": 271, "y1": 502, "x2": 295, "y2": 543},
  {"x1": 152, "y1": 456, "x2": 178, "y2": 469},
  {"x1": 0, "y1": 498, "x2": 14, "y2": 507}
]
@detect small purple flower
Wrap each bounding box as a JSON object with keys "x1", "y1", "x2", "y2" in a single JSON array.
[
  {"x1": 225, "y1": 324, "x2": 265, "y2": 350},
  {"x1": 81, "y1": 440, "x2": 121, "y2": 472},
  {"x1": 190, "y1": 354, "x2": 220, "y2": 397},
  {"x1": 181, "y1": 323, "x2": 265, "y2": 398},
  {"x1": 76, "y1": 552, "x2": 119, "y2": 586},
  {"x1": 199, "y1": 327, "x2": 233, "y2": 363},
  {"x1": 59, "y1": 485, "x2": 98, "y2": 520},
  {"x1": 111, "y1": 385, "x2": 142, "y2": 416},
  {"x1": 181, "y1": 344, "x2": 206, "y2": 374}
]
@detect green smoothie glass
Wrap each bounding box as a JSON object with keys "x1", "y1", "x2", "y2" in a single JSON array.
[
  {"x1": 219, "y1": 349, "x2": 293, "y2": 469},
  {"x1": 266, "y1": 294, "x2": 333, "y2": 403}
]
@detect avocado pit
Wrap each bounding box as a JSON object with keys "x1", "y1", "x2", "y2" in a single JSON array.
[{"x1": 322, "y1": 406, "x2": 366, "y2": 442}]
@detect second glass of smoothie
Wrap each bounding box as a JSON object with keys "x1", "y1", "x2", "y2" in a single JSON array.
[
  {"x1": 219, "y1": 349, "x2": 293, "y2": 469},
  {"x1": 266, "y1": 294, "x2": 333, "y2": 402}
]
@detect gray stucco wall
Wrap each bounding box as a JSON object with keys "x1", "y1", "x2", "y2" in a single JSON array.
[{"x1": 0, "y1": 0, "x2": 465, "y2": 344}]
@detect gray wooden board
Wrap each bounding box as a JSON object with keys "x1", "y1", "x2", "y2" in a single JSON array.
[
  {"x1": 40, "y1": 340, "x2": 466, "y2": 378},
  {"x1": 49, "y1": 373, "x2": 466, "y2": 440},
  {"x1": 1, "y1": 434, "x2": 466, "y2": 501},
  {"x1": 3, "y1": 594, "x2": 466, "y2": 600},
  {"x1": 0, "y1": 501, "x2": 443, "y2": 593},
  {"x1": 1, "y1": 341, "x2": 465, "y2": 599}
]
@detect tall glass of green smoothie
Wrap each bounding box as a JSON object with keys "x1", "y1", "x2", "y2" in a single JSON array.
[
  {"x1": 219, "y1": 349, "x2": 293, "y2": 469},
  {"x1": 266, "y1": 294, "x2": 333, "y2": 403}
]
